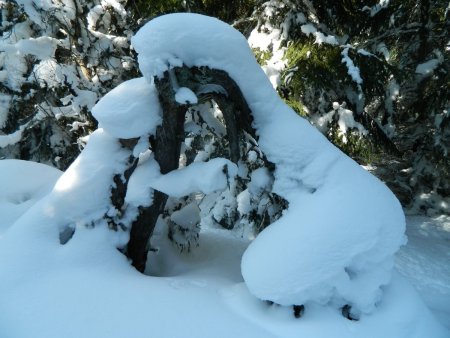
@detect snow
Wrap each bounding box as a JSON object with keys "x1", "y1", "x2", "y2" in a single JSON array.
[
  {"x1": 151, "y1": 158, "x2": 237, "y2": 198},
  {"x1": 315, "y1": 102, "x2": 367, "y2": 141},
  {"x1": 334, "y1": 102, "x2": 368, "y2": 140},
  {"x1": 87, "y1": 4, "x2": 104, "y2": 30},
  {"x1": 0, "y1": 124, "x2": 28, "y2": 148},
  {"x1": 396, "y1": 215, "x2": 450, "y2": 329},
  {"x1": 341, "y1": 47, "x2": 363, "y2": 85},
  {"x1": 362, "y1": 0, "x2": 390, "y2": 17},
  {"x1": 196, "y1": 83, "x2": 228, "y2": 96},
  {"x1": 0, "y1": 93, "x2": 10, "y2": 127},
  {"x1": 14, "y1": 0, "x2": 76, "y2": 28},
  {"x1": 92, "y1": 77, "x2": 162, "y2": 139},
  {"x1": 175, "y1": 87, "x2": 198, "y2": 105},
  {"x1": 171, "y1": 202, "x2": 201, "y2": 229},
  {"x1": 15, "y1": 36, "x2": 58, "y2": 59},
  {"x1": 249, "y1": 167, "x2": 272, "y2": 195},
  {"x1": 0, "y1": 208, "x2": 448, "y2": 337},
  {"x1": 0, "y1": 160, "x2": 62, "y2": 235},
  {"x1": 416, "y1": 58, "x2": 442, "y2": 76},
  {"x1": 248, "y1": 25, "x2": 281, "y2": 51},
  {"x1": 7, "y1": 128, "x2": 134, "y2": 245},
  {"x1": 300, "y1": 24, "x2": 339, "y2": 45},
  {"x1": 0, "y1": 36, "x2": 57, "y2": 60},
  {"x1": 0, "y1": 12, "x2": 448, "y2": 338},
  {"x1": 126, "y1": 155, "x2": 238, "y2": 206},
  {"x1": 247, "y1": 8, "x2": 295, "y2": 89},
  {"x1": 32, "y1": 60, "x2": 75, "y2": 89}
]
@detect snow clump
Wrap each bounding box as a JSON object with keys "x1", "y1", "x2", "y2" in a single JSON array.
[{"x1": 92, "y1": 77, "x2": 162, "y2": 139}]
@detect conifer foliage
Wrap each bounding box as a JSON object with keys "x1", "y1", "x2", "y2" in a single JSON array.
[
  {"x1": 0, "y1": 0, "x2": 137, "y2": 169},
  {"x1": 249, "y1": 0, "x2": 449, "y2": 214},
  {"x1": 1, "y1": 0, "x2": 448, "y2": 215}
]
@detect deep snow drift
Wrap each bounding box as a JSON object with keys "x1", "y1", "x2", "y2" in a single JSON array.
[
  {"x1": 0, "y1": 13, "x2": 448, "y2": 338},
  {"x1": 0, "y1": 163, "x2": 448, "y2": 338}
]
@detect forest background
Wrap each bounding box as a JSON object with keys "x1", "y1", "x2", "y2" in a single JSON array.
[{"x1": 0, "y1": 0, "x2": 448, "y2": 215}]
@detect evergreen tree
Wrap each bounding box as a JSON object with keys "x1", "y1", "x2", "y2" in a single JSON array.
[
  {"x1": 249, "y1": 0, "x2": 449, "y2": 214},
  {"x1": 0, "y1": 0, "x2": 137, "y2": 169},
  {"x1": 1, "y1": 0, "x2": 448, "y2": 215}
]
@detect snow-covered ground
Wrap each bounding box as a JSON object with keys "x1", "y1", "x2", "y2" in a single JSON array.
[
  {"x1": 396, "y1": 215, "x2": 450, "y2": 330},
  {"x1": 0, "y1": 159, "x2": 448, "y2": 338}
]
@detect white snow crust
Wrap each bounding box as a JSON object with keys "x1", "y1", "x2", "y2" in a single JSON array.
[
  {"x1": 362, "y1": 0, "x2": 391, "y2": 17},
  {"x1": 125, "y1": 156, "x2": 237, "y2": 207},
  {"x1": 133, "y1": 13, "x2": 406, "y2": 313},
  {"x1": 0, "y1": 124, "x2": 28, "y2": 148},
  {"x1": 92, "y1": 77, "x2": 162, "y2": 139},
  {"x1": 247, "y1": 16, "x2": 288, "y2": 88},
  {"x1": 396, "y1": 215, "x2": 450, "y2": 330}
]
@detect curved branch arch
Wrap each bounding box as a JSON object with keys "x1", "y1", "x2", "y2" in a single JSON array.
[{"x1": 126, "y1": 65, "x2": 282, "y2": 272}]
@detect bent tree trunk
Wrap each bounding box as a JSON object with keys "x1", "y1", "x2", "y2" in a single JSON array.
[{"x1": 126, "y1": 66, "x2": 256, "y2": 272}]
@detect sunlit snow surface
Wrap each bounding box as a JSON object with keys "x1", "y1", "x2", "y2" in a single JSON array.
[
  {"x1": 0, "y1": 13, "x2": 448, "y2": 338},
  {"x1": 396, "y1": 215, "x2": 450, "y2": 329},
  {"x1": 0, "y1": 173, "x2": 448, "y2": 337},
  {"x1": 92, "y1": 77, "x2": 162, "y2": 139},
  {"x1": 0, "y1": 160, "x2": 62, "y2": 235}
]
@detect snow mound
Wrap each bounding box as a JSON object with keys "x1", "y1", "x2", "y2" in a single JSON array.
[
  {"x1": 133, "y1": 13, "x2": 406, "y2": 313},
  {"x1": 7, "y1": 129, "x2": 133, "y2": 247},
  {"x1": 92, "y1": 77, "x2": 162, "y2": 139},
  {"x1": 0, "y1": 160, "x2": 62, "y2": 235}
]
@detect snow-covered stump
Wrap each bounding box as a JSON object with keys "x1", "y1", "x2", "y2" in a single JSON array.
[{"x1": 129, "y1": 13, "x2": 406, "y2": 316}]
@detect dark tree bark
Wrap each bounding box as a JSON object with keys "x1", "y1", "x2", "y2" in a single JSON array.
[
  {"x1": 175, "y1": 66, "x2": 255, "y2": 163},
  {"x1": 110, "y1": 139, "x2": 139, "y2": 210},
  {"x1": 127, "y1": 190, "x2": 169, "y2": 272},
  {"x1": 126, "y1": 70, "x2": 187, "y2": 272},
  {"x1": 108, "y1": 138, "x2": 139, "y2": 231}
]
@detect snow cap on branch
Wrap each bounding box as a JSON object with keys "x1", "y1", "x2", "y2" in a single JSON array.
[{"x1": 92, "y1": 77, "x2": 162, "y2": 139}]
